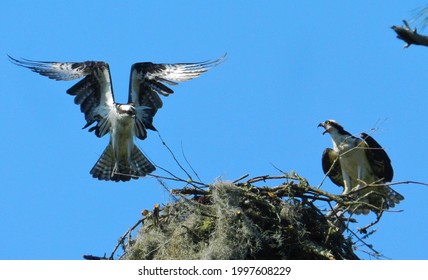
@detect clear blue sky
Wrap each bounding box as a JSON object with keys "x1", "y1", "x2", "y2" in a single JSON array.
[{"x1": 1, "y1": 0, "x2": 428, "y2": 260}]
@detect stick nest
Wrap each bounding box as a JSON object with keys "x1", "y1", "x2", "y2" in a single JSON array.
[{"x1": 122, "y1": 175, "x2": 359, "y2": 260}]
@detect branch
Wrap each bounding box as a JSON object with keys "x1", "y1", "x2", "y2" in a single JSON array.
[
  {"x1": 171, "y1": 187, "x2": 210, "y2": 196},
  {"x1": 156, "y1": 131, "x2": 194, "y2": 180},
  {"x1": 148, "y1": 171, "x2": 208, "y2": 189},
  {"x1": 109, "y1": 217, "x2": 145, "y2": 260},
  {"x1": 383, "y1": 180, "x2": 428, "y2": 188},
  {"x1": 246, "y1": 174, "x2": 301, "y2": 184},
  {"x1": 181, "y1": 141, "x2": 203, "y2": 183},
  {"x1": 232, "y1": 173, "x2": 250, "y2": 183},
  {"x1": 82, "y1": 254, "x2": 108, "y2": 260},
  {"x1": 391, "y1": 20, "x2": 428, "y2": 48}
]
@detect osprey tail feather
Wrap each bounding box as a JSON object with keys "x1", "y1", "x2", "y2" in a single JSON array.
[
  {"x1": 90, "y1": 144, "x2": 155, "y2": 182},
  {"x1": 350, "y1": 185, "x2": 404, "y2": 215}
]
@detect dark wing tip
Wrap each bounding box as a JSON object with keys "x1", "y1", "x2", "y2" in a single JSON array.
[
  {"x1": 360, "y1": 132, "x2": 394, "y2": 182},
  {"x1": 8, "y1": 55, "x2": 54, "y2": 68},
  {"x1": 216, "y1": 52, "x2": 228, "y2": 64},
  {"x1": 8, "y1": 55, "x2": 29, "y2": 67},
  {"x1": 7, "y1": 55, "x2": 58, "y2": 76},
  {"x1": 202, "y1": 53, "x2": 228, "y2": 67},
  {"x1": 7, "y1": 54, "x2": 17, "y2": 63},
  {"x1": 190, "y1": 53, "x2": 227, "y2": 70}
]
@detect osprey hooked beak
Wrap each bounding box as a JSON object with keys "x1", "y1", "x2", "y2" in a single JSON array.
[{"x1": 318, "y1": 122, "x2": 328, "y2": 135}]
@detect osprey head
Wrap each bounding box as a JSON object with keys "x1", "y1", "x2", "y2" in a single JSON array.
[
  {"x1": 318, "y1": 119, "x2": 345, "y2": 135},
  {"x1": 116, "y1": 103, "x2": 136, "y2": 116}
]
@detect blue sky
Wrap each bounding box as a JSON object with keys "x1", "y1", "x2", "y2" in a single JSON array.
[{"x1": 1, "y1": 0, "x2": 428, "y2": 260}]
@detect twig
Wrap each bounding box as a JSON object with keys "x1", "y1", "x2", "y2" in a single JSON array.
[
  {"x1": 82, "y1": 254, "x2": 108, "y2": 260},
  {"x1": 356, "y1": 248, "x2": 384, "y2": 259},
  {"x1": 232, "y1": 173, "x2": 250, "y2": 183},
  {"x1": 181, "y1": 141, "x2": 203, "y2": 183},
  {"x1": 171, "y1": 188, "x2": 210, "y2": 196},
  {"x1": 327, "y1": 206, "x2": 383, "y2": 258},
  {"x1": 109, "y1": 217, "x2": 145, "y2": 259},
  {"x1": 270, "y1": 163, "x2": 289, "y2": 175},
  {"x1": 148, "y1": 172, "x2": 206, "y2": 186},
  {"x1": 357, "y1": 211, "x2": 382, "y2": 235},
  {"x1": 151, "y1": 164, "x2": 184, "y2": 182},
  {"x1": 316, "y1": 156, "x2": 340, "y2": 189},
  {"x1": 156, "y1": 131, "x2": 194, "y2": 182},
  {"x1": 246, "y1": 174, "x2": 300, "y2": 184},
  {"x1": 382, "y1": 180, "x2": 428, "y2": 187},
  {"x1": 350, "y1": 227, "x2": 382, "y2": 258}
]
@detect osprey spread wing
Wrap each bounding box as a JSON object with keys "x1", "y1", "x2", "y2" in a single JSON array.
[
  {"x1": 318, "y1": 120, "x2": 404, "y2": 214},
  {"x1": 10, "y1": 55, "x2": 225, "y2": 182}
]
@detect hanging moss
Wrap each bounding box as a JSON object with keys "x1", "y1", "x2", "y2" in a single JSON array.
[{"x1": 123, "y1": 179, "x2": 359, "y2": 260}]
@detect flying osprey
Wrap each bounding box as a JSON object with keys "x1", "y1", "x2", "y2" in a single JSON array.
[
  {"x1": 318, "y1": 120, "x2": 404, "y2": 214},
  {"x1": 10, "y1": 55, "x2": 225, "y2": 182}
]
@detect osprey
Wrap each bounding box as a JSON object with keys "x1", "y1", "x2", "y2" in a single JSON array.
[
  {"x1": 10, "y1": 55, "x2": 225, "y2": 182},
  {"x1": 318, "y1": 120, "x2": 404, "y2": 214}
]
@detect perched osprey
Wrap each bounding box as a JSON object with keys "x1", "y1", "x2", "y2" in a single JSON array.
[
  {"x1": 10, "y1": 55, "x2": 225, "y2": 182},
  {"x1": 318, "y1": 120, "x2": 404, "y2": 214}
]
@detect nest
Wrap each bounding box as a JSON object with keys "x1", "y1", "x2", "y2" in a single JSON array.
[{"x1": 121, "y1": 175, "x2": 360, "y2": 260}]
